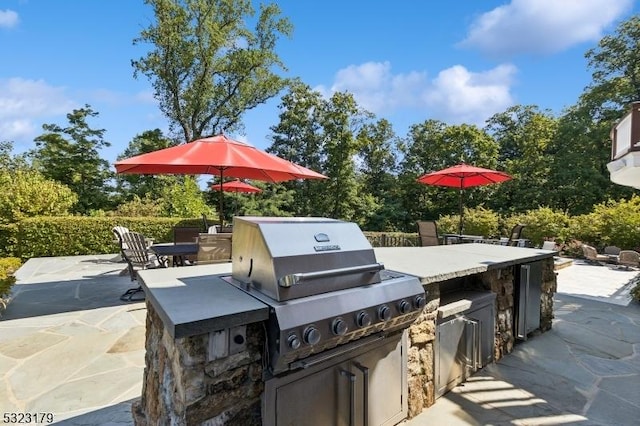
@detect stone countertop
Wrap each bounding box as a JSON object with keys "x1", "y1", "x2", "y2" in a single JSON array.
[
  {"x1": 137, "y1": 263, "x2": 269, "y2": 339},
  {"x1": 374, "y1": 243, "x2": 555, "y2": 285}
]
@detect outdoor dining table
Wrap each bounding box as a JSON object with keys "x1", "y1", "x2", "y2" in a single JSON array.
[
  {"x1": 151, "y1": 242, "x2": 198, "y2": 267},
  {"x1": 442, "y1": 233, "x2": 485, "y2": 244}
]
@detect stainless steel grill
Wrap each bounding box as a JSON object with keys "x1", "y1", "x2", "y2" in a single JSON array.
[{"x1": 229, "y1": 216, "x2": 426, "y2": 375}]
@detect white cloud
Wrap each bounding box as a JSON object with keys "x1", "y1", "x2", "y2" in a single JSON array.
[
  {"x1": 0, "y1": 9, "x2": 18, "y2": 28},
  {"x1": 459, "y1": 0, "x2": 634, "y2": 56},
  {"x1": 317, "y1": 62, "x2": 427, "y2": 113},
  {"x1": 0, "y1": 78, "x2": 76, "y2": 141},
  {"x1": 319, "y1": 61, "x2": 517, "y2": 127},
  {"x1": 423, "y1": 64, "x2": 517, "y2": 125}
]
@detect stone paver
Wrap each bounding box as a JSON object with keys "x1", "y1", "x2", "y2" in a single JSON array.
[
  {"x1": 1, "y1": 254, "x2": 639, "y2": 425},
  {"x1": 0, "y1": 255, "x2": 145, "y2": 424}
]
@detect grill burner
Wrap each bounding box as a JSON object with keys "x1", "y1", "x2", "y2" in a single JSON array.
[{"x1": 229, "y1": 217, "x2": 425, "y2": 375}]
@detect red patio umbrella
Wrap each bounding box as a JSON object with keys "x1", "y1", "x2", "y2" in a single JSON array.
[
  {"x1": 215, "y1": 179, "x2": 262, "y2": 194},
  {"x1": 416, "y1": 163, "x2": 512, "y2": 235},
  {"x1": 115, "y1": 135, "x2": 327, "y2": 225}
]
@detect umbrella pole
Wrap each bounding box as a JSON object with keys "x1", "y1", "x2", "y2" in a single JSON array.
[
  {"x1": 219, "y1": 171, "x2": 224, "y2": 227},
  {"x1": 458, "y1": 187, "x2": 463, "y2": 235}
]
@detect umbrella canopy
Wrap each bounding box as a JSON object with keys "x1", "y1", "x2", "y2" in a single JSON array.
[
  {"x1": 115, "y1": 134, "x2": 327, "y2": 225},
  {"x1": 215, "y1": 179, "x2": 262, "y2": 194},
  {"x1": 417, "y1": 164, "x2": 512, "y2": 234}
]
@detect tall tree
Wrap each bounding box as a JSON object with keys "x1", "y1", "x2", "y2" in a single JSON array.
[
  {"x1": 584, "y1": 15, "x2": 640, "y2": 109},
  {"x1": 268, "y1": 81, "x2": 326, "y2": 216},
  {"x1": 485, "y1": 105, "x2": 558, "y2": 213},
  {"x1": 30, "y1": 105, "x2": 112, "y2": 214},
  {"x1": 356, "y1": 119, "x2": 402, "y2": 231},
  {"x1": 320, "y1": 92, "x2": 374, "y2": 222},
  {"x1": 115, "y1": 129, "x2": 180, "y2": 202},
  {"x1": 545, "y1": 15, "x2": 640, "y2": 214},
  {"x1": 133, "y1": 0, "x2": 293, "y2": 143}
]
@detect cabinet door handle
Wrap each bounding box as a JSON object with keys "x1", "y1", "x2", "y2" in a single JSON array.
[
  {"x1": 354, "y1": 362, "x2": 369, "y2": 426},
  {"x1": 340, "y1": 370, "x2": 356, "y2": 426},
  {"x1": 463, "y1": 317, "x2": 481, "y2": 370}
]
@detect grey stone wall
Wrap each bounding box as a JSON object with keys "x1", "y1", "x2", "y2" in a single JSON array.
[
  {"x1": 133, "y1": 304, "x2": 264, "y2": 426},
  {"x1": 406, "y1": 283, "x2": 438, "y2": 417}
]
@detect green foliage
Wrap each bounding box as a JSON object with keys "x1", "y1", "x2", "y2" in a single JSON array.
[
  {"x1": 114, "y1": 129, "x2": 179, "y2": 201},
  {"x1": 109, "y1": 195, "x2": 164, "y2": 217},
  {"x1": 486, "y1": 105, "x2": 558, "y2": 214},
  {"x1": 0, "y1": 170, "x2": 77, "y2": 224},
  {"x1": 133, "y1": 0, "x2": 292, "y2": 142},
  {"x1": 567, "y1": 197, "x2": 640, "y2": 249},
  {"x1": 507, "y1": 207, "x2": 572, "y2": 247},
  {"x1": 437, "y1": 207, "x2": 499, "y2": 237},
  {"x1": 8, "y1": 216, "x2": 203, "y2": 260},
  {"x1": 0, "y1": 257, "x2": 21, "y2": 299},
  {"x1": 160, "y1": 176, "x2": 215, "y2": 219},
  {"x1": 30, "y1": 105, "x2": 113, "y2": 214}
]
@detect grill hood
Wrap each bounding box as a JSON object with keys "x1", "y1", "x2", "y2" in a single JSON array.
[{"x1": 231, "y1": 217, "x2": 383, "y2": 301}]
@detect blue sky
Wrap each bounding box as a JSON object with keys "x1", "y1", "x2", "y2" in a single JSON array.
[{"x1": 1, "y1": 0, "x2": 638, "y2": 165}]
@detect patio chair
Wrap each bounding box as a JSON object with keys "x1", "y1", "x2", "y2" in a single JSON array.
[
  {"x1": 581, "y1": 244, "x2": 610, "y2": 265},
  {"x1": 120, "y1": 231, "x2": 166, "y2": 302},
  {"x1": 201, "y1": 214, "x2": 210, "y2": 232},
  {"x1": 112, "y1": 226, "x2": 130, "y2": 261},
  {"x1": 541, "y1": 240, "x2": 556, "y2": 251},
  {"x1": 197, "y1": 233, "x2": 232, "y2": 264},
  {"x1": 417, "y1": 220, "x2": 440, "y2": 246},
  {"x1": 506, "y1": 224, "x2": 526, "y2": 246},
  {"x1": 617, "y1": 250, "x2": 640, "y2": 269},
  {"x1": 173, "y1": 226, "x2": 201, "y2": 264}
]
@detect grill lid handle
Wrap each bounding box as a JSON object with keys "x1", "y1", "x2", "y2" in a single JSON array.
[{"x1": 278, "y1": 263, "x2": 384, "y2": 287}]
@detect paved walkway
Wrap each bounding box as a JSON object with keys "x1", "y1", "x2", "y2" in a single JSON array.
[
  {"x1": 1, "y1": 255, "x2": 639, "y2": 425},
  {"x1": 0, "y1": 255, "x2": 146, "y2": 425}
]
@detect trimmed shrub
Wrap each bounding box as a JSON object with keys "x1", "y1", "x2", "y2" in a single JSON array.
[
  {"x1": 506, "y1": 207, "x2": 572, "y2": 247},
  {"x1": 437, "y1": 206, "x2": 499, "y2": 237},
  {"x1": 568, "y1": 197, "x2": 640, "y2": 249},
  {"x1": 0, "y1": 257, "x2": 21, "y2": 299},
  {"x1": 6, "y1": 216, "x2": 204, "y2": 260}
]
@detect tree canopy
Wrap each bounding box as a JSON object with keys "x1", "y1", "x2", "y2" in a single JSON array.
[{"x1": 132, "y1": 0, "x2": 293, "y2": 143}]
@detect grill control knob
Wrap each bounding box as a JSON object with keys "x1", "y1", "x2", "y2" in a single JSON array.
[
  {"x1": 303, "y1": 326, "x2": 321, "y2": 345},
  {"x1": 287, "y1": 334, "x2": 301, "y2": 350},
  {"x1": 398, "y1": 300, "x2": 411, "y2": 314},
  {"x1": 332, "y1": 318, "x2": 348, "y2": 336},
  {"x1": 414, "y1": 295, "x2": 426, "y2": 310},
  {"x1": 357, "y1": 311, "x2": 372, "y2": 328},
  {"x1": 378, "y1": 305, "x2": 391, "y2": 321}
]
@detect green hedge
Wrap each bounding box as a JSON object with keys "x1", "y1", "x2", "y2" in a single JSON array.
[
  {"x1": 1, "y1": 216, "x2": 204, "y2": 260},
  {"x1": 0, "y1": 257, "x2": 21, "y2": 299}
]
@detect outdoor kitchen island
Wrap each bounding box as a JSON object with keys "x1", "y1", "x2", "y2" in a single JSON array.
[{"x1": 133, "y1": 231, "x2": 556, "y2": 426}]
